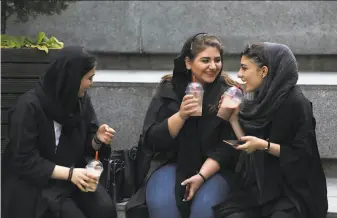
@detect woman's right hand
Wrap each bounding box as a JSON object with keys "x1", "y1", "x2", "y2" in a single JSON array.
[
  {"x1": 71, "y1": 168, "x2": 98, "y2": 192},
  {"x1": 178, "y1": 94, "x2": 198, "y2": 120}
]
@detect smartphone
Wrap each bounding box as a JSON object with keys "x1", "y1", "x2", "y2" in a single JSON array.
[{"x1": 223, "y1": 139, "x2": 245, "y2": 147}]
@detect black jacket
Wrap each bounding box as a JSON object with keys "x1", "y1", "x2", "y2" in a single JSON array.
[
  {"x1": 214, "y1": 86, "x2": 328, "y2": 218},
  {"x1": 126, "y1": 81, "x2": 238, "y2": 214},
  {"x1": 1, "y1": 91, "x2": 109, "y2": 218}
]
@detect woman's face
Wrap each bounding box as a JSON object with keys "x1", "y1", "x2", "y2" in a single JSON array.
[
  {"x1": 238, "y1": 56, "x2": 268, "y2": 92},
  {"x1": 185, "y1": 46, "x2": 222, "y2": 84},
  {"x1": 78, "y1": 66, "x2": 96, "y2": 97}
]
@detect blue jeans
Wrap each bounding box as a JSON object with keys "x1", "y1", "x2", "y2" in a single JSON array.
[{"x1": 146, "y1": 164, "x2": 230, "y2": 218}]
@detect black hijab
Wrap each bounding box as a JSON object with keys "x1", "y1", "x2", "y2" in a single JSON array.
[
  {"x1": 239, "y1": 42, "x2": 298, "y2": 131},
  {"x1": 171, "y1": 33, "x2": 226, "y2": 217},
  {"x1": 35, "y1": 46, "x2": 96, "y2": 133}
]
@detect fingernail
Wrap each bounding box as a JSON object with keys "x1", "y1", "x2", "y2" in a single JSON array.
[
  {"x1": 182, "y1": 199, "x2": 186, "y2": 202},
  {"x1": 181, "y1": 182, "x2": 185, "y2": 186}
]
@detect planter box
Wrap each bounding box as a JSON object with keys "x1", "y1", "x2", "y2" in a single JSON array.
[{"x1": 1, "y1": 48, "x2": 61, "y2": 154}]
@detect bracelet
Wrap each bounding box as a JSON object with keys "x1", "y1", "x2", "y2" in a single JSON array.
[
  {"x1": 264, "y1": 139, "x2": 271, "y2": 153},
  {"x1": 198, "y1": 172, "x2": 206, "y2": 183},
  {"x1": 93, "y1": 134, "x2": 103, "y2": 145},
  {"x1": 68, "y1": 166, "x2": 74, "y2": 181}
]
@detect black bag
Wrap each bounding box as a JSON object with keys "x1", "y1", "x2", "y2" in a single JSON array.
[{"x1": 100, "y1": 146, "x2": 138, "y2": 203}]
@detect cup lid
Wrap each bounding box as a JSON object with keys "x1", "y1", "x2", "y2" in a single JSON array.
[
  {"x1": 87, "y1": 159, "x2": 103, "y2": 169},
  {"x1": 226, "y1": 86, "x2": 243, "y2": 99},
  {"x1": 186, "y1": 82, "x2": 204, "y2": 93}
]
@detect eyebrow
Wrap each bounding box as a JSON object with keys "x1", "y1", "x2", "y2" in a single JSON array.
[
  {"x1": 240, "y1": 64, "x2": 248, "y2": 67},
  {"x1": 200, "y1": 56, "x2": 221, "y2": 59}
]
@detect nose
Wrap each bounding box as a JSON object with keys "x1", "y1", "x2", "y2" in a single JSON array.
[
  {"x1": 209, "y1": 61, "x2": 216, "y2": 70},
  {"x1": 237, "y1": 69, "x2": 243, "y2": 78}
]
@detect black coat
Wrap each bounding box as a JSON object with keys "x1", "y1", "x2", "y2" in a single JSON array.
[
  {"x1": 126, "y1": 81, "x2": 238, "y2": 214},
  {"x1": 214, "y1": 86, "x2": 328, "y2": 218},
  {"x1": 1, "y1": 91, "x2": 109, "y2": 218}
]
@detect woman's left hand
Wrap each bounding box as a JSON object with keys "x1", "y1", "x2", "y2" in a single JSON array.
[
  {"x1": 235, "y1": 136, "x2": 267, "y2": 153},
  {"x1": 181, "y1": 174, "x2": 205, "y2": 201},
  {"x1": 96, "y1": 124, "x2": 116, "y2": 144}
]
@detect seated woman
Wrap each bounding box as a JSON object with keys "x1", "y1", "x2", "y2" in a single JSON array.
[
  {"x1": 1, "y1": 46, "x2": 117, "y2": 218},
  {"x1": 214, "y1": 43, "x2": 328, "y2": 218},
  {"x1": 128, "y1": 33, "x2": 239, "y2": 218}
]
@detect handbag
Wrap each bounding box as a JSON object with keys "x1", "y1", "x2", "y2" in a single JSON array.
[{"x1": 100, "y1": 146, "x2": 138, "y2": 203}]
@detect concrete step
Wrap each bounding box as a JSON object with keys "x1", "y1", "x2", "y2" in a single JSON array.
[{"x1": 116, "y1": 178, "x2": 337, "y2": 218}]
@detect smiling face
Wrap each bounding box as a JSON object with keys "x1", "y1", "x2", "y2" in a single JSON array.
[
  {"x1": 238, "y1": 56, "x2": 268, "y2": 92},
  {"x1": 185, "y1": 46, "x2": 222, "y2": 84},
  {"x1": 78, "y1": 66, "x2": 96, "y2": 97}
]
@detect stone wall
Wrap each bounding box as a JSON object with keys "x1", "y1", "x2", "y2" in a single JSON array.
[{"x1": 6, "y1": 1, "x2": 337, "y2": 54}]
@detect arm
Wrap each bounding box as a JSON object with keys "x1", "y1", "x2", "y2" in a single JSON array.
[
  {"x1": 145, "y1": 106, "x2": 180, "y2": 152},
  {"x1": 9, "y1": 102, "x2": 56, "y2": 187},
  {"x1": 167, "y1": 112, "x2": 186, "y2": 138},
  {"x1": 84, "y1": 96, "x2": 111, "y2": 158},
  {"x1": 205, "y1": 117, "x2": 239, "y2": 176}
]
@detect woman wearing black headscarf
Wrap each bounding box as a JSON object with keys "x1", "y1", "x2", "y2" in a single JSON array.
[
  {"x1": 126, "y1": 33, "x2": 240, "y2": 218},
  {"x1": 214, "y1": 43, "x2": 328, "y2": 218},
  {"x1": 1, "y1": 46, "x2": 117, "y2": 218}
]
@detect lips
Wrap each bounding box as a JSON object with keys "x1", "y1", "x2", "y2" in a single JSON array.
[
  {"x1": 205, "y1": 71, "x2": 217, "y2": 76},
  {"x1": 235, "y1": 78, "x2": 247, "y2": 85}
]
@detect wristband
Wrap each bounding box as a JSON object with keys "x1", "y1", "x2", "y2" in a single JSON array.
[
  {"x1": 198, "y1": 172, "x2": 206, "y2": 183},
  {"x1": 68, "y1": 166, "x2": 74, "y2": 181},
  {"x1": 93, "y1": 134, "x2": 103, "y2": 145},
  {"x1": 264, "y1": 139, "x2": 271, "y2": 153}
]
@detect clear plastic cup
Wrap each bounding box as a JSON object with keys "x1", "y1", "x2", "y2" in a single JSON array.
[
  {"x1": 85, "y1": 159, "x2": 104, "y2": 192},
  {"x1": 217, "y1": 86, "x2": 243, "y2": 120},
  {"x1": 185, "y1": 82, "x2": 204, "y2": 116}
]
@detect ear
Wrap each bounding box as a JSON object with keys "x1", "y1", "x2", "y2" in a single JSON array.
[
  {"x1": 261, "y1": 66, "x2": 269, "y2": 78},
  {"x1": 185, "y1": 57, "x2": 192, "y2": 70}
]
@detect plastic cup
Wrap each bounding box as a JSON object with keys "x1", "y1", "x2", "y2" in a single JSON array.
[
  {"x1": 185, "y1": 82, "x2": 204, "y2": 116},
  {"x1": 85, "y1": 159, "x2": 103, "y2": 192},
  {"x1": 217, "y1": 87, "x2": 243, "y2": 120}
]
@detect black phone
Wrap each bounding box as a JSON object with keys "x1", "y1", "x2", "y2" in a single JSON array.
[{"x1": 223, "y1": 139, "x2": 245, "y2": 147}]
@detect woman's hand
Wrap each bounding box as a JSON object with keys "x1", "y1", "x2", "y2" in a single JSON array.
[
  {"x1": 181, "y1": 174, "x2": 205, "y2": 201},
  {"x1": 71, "y1": 168, "x2": 98, "y2": 192},
  {"x1": 235, "y1": 136, "x2": 268, "y2": 153},
  {"x1": 96, "y1": 124, "x2": 116, "y2": 144},
  {"x1": 178, "y1": 94, "x2": 198, "y2": 120}
]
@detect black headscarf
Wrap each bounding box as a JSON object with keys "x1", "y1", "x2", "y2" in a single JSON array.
[
  {"x1": 239, "y1": 42, "x2": 298, "y2": 131},
  {"x1": 35, "y1": 46, "x2": 96, "y2": 133},
  {"x1": 171, "y1": 33, "x2": 226, "y2": 217}
]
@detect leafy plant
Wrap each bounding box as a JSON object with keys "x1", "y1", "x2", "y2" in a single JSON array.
[
  {"x1": 1, "y1": 0, "x2": 75, "y2": 34},
  {"x1": 1, "y1": 32, "x2": 64, "y2": 53}
]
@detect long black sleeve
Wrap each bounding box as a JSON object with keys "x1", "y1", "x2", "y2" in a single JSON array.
[
  {"x1": 84, "y1": 96, "x2": 110, "y2": 159},
  {"x1": 206, "y1": 116, "x2": 238, "y2": 170},
  {"x1": 8, "y1": 99, "x2": 55, "y2": 187},
  {"x1": 144, "y1": 98, "x2": 178, "y2": 152}
]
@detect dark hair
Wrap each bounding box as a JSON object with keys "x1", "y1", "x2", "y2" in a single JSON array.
[
  {"x1": 80, "y1": 47, "x2": 97, "y2": 76},
  {"x1": 240, "y1": 43, "x2": 267, "y2": 68},
  {"x1": 161, "y1": 33, "x2": 233, "y2": 85}
]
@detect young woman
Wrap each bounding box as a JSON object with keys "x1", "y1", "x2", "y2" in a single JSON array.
[
  {"x1": 214, "y1": 43, "x2": 328, "y2": 218},
  {"x1": 2, "y1": 46, "x2": 117, "y2": 218},
  {"x1": 128, "y1": 33, "x2": 239, "y2": 218}
]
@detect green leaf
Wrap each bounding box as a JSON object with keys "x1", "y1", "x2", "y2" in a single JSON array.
[
  {"x1": 47, "y1": 36, "x2": 64, "y2": 48},
  {"x1": 36, "y1": 32, "x2": 46, "y2": 44},
  {"x1": 0, "y1": 33, "x2": 64, "y2": 51},
  {"x1": 37, "y1": 45, "x2": 49, "y2": 53}
]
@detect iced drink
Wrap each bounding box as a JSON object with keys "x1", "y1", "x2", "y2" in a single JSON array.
[
  {"x1": 217, "y1": 86, "x2": 243, "y2": 120},
  {"x1": 85, "y1": 159, "x2": 103, "y2": 192},
  {"x1": 186, "y1": 82, "x2": 204, "y2": 116}
]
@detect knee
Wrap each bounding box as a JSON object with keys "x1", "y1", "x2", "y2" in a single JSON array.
[
  {"x1": 146, "y1": 184, "x2": 175, "y2": 209},
  {"x1": 146, "y1": 165, "x2": 176, "y2": 209}
]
